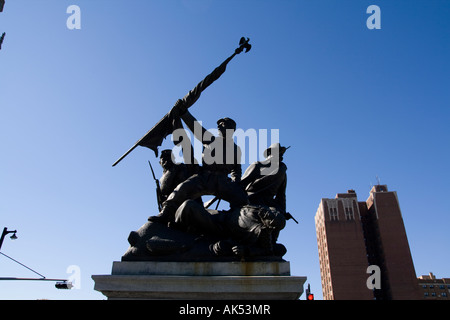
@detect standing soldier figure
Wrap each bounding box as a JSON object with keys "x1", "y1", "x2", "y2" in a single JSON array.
[{"x1": 149, "y1": 100, "x2": 248, "y2": 224}]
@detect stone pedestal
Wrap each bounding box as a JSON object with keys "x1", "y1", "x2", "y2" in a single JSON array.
[{"x1": 92, "y1": 261, "x2": 306, "y2": 300}]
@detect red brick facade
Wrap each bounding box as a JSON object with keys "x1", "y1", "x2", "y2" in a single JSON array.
[{"x1": 315, "y1": 185, "x2": 421, "y2": 300}]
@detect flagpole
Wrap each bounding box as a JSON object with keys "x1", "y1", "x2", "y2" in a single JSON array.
[{"x1": 112, "y1": 37, "x2": 251, "y2": 167}]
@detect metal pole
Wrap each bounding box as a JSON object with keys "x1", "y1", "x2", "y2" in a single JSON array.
[{"x1": 0, "y1": 277, "x2": 67, "y2": 282}]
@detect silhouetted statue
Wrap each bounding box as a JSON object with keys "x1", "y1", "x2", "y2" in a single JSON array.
[
  {"x1": 123, "y1": 200, "x2": 286, "y2": 261},
  {"x1": 241, "y1": 143, "x2": 290, "y2": 213},
  {"x1": 148, "y1": 101, "x2": 249, "y2": 224},
  {"x1": 112, "y1": 37, "x2": 251, "y2": 167},
  {"x1": 118, "y1": 38, "x2": 298, "y2": 262},
  {"x1": 158, "y1": 150, "x2": 189, "y2": 202},
  {"x1": 173, "y1": 200, "x2": 287, "y2": 258}
]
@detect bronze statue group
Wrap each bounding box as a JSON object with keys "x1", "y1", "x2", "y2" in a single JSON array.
[
  {"x1": 123, "y1": 100, "x2": 294, "y2": 262},
  {"x1": 118, "y1": 38, "x2": 297, "y2": 261}
]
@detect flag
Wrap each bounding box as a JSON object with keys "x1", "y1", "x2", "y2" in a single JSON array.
[{"x1": 113, "y1": 51, "x2": 237, "y2": 166}]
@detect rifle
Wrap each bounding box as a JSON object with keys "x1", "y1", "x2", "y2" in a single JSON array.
[{"x1": 148, "y1": 160, "x2": 163, "y2": 212}]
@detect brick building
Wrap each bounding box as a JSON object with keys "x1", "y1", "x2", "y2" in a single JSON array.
[
  {"x1": 315, "y1": 185, "x2": 421, "y2": 300},
  {"x1": 417, "y1": 272, "x2": 450, "y2": 300}
]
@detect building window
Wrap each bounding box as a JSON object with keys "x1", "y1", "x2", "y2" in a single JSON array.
[
  {"x1": 439, "y1": 285, "x2": 445, "y2": 290},
  {"x1": 329, "y1": 207, "x2": 338, "y2": 221},
  {"x1": 431, "y1": 292, "x2": 436, "y2": 297},
  {"x1": 424, "y1": 292, "x2": 429, "y2": 297},
  {"x1": 442, "y1": 293, "x2": 448, "y2": 297},
  {"x1": 422, "y1": 285, "x2": 427, "y2": 288},
  {"x1": 345, "y1": 207, "x2": 354, "y2": 220}
]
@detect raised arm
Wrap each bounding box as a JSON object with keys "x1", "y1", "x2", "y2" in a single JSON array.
[{"x1": 175, "y1": 102, "x2": 214, "y2": 144}]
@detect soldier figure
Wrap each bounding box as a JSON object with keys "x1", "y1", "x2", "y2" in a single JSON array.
[
  {"x1": 149, "y1": 100, "x2": 249, "y2": 224},
  {"x1": 173, "y1": 199, "x2": 287, "y2": 258},
  {"x1": 241, "y1": 143, "x2": 289, "y2": 213},
  {"x1": 158, "y1": 149, "x2": 190, "y2": 202}
]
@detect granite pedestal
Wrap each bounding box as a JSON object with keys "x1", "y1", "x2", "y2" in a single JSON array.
[{"x1": 92, "y1": 261, "x2": 306, "y2": 300}]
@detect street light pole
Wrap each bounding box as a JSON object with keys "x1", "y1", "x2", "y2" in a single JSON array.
[
  {"x1": 0, "y1": 227, "x2": 72, "y2": 289},
  {"x1": 0, "y1": 227, "x2": 17, "y2": 251}
]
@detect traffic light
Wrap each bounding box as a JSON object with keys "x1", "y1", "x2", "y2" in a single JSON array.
[
  {"x1": 55, "y1": 281, "x2": 73, "y2": 290},
  {"x1": 305, "y1": 283, "x2": 314, "y2": 300}
]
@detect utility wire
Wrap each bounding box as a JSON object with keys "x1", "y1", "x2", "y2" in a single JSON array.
[{"x1": 0, "y1": 251, "x2": 46, "y2": 279}]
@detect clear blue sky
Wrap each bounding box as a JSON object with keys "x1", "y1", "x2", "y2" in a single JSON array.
[{"x1": 1, "y1": 0, "x2": 449, "y2": 300}]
